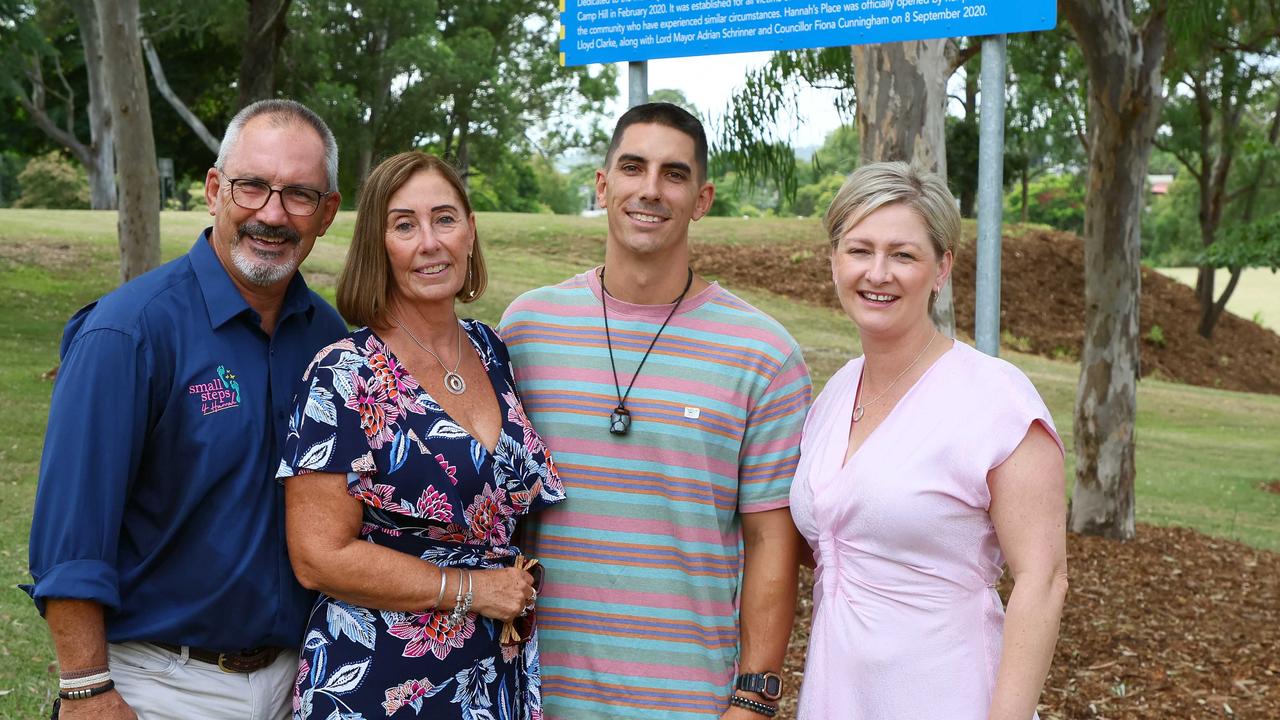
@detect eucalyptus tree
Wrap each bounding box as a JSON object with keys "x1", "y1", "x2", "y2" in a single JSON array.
[
  {"x1": 1059, "y1": 0, "x2": 1172, "y2": 540},
  {"x1": 94, "y1": 0, "x2": 159, "y2": 281}
]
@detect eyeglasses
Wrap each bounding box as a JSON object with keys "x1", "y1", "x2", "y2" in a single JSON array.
[{"x1": 221, "y1": 174, "x2": 330, "y2": 217}]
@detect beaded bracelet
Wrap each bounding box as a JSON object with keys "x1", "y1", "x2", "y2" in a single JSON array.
[
  {"x1": 447, "y1": 570, "x2": 473, "y2": 628},
  {"x1": 729, "y1": 694, "x2": 778, "y2": 717},
  {"x1": 58, "y1": 679, "x2": 115, "y2": 701}
]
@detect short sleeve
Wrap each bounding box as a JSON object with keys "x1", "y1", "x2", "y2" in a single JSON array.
[
  {"x1": 276, "y1": 338, "x2": 378, "y2": 483},
  {"x1": 984, "y1": 364, "x2": 1065, "y2": 473},
  {"x1": 738, "y1": 346, "x2": 813, "y2": 513}
]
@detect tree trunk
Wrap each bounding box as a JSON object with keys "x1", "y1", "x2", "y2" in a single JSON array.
[
  {"x1": 70, "y1": 0, "x2": 116, "y2": 210},
  {"x1": 851, "y1": 39, "x2": 954, "y2": 337},
  {"x1": 1020, "y1": 167, "x2": 1029, "y2": 224},
  {"x1": 355, "y1": 19, "x2": 393, "y2": 188},
  {"x1": 95, "y1": 0, "x2": 160, "y2": 282},
  {"x1": 1062, "y1": 0, "x2": 1168, "y2": 540},
  {"x1": 237, "y1": 0, "x2": 292, "y2": 109},
  {"x1": 959, "y1": 67, "x2": 978, "y2": 218},
  {"x1": 455, "y1": 120, "x2": 471, "y2": 192}
]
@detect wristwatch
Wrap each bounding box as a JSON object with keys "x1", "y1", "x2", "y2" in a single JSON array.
[{"x1": 735, "y1": 671, "x2": 784, "y2": 701}]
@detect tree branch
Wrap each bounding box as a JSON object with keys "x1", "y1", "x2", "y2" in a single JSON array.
[
  {"x1": 17, "y1": 59, "x2": 93, "y2": 167},
  {"x1": 140, "y1": 35, "x2": 220, "y2": 155},
  {"x1": 945, "y1": 39, "x2": 980, "y2": 77},
  {"x1": 255, "y1": 0, "x2": 292, "y2": 42}
]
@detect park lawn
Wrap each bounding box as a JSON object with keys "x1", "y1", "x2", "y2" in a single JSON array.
[
  {"x1": 1, "y1": 210, "x2": 1278, "y2": 715},
  {"x1": 1155, "y1": 266, "x2": 1280, "y2": 331}
]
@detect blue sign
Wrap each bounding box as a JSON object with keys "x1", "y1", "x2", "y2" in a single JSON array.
[{"x1": 560, "y1": 0, "x2": 1056, "y2": 65}]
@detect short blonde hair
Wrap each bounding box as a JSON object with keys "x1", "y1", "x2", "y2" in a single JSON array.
[
  {"x1": 823, "y1": 161, "x2": 960, "y2": 260},
  {"x1": 337, "y1": 152, "x2": 486, "y2": 328}
]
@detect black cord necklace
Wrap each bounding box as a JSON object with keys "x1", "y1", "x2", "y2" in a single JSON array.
[{"x1": 600, "y1": 266, "x2": 694, "y2": 436}]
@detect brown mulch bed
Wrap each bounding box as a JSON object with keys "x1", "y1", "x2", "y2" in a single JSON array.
[
  {"x1": 774, "y1": 524, "x2": 1280, "y2": 719},
  {"x1": 692, "y1": 227, "x2": 1280, "y2": 395}
]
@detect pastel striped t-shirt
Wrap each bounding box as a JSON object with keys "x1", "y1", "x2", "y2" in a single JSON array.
[{"x1": 498, "y1": 269, "x2": 811, "y2": 719}]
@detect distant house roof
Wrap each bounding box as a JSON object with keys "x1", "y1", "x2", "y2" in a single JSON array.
[{"x1": 1149, "y1": 174, "x2": 1174, "y2": 195}]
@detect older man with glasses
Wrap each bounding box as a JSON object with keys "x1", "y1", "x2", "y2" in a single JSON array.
[{"x1": 26, "y1": 99, "x2": 347, "y2": 720}]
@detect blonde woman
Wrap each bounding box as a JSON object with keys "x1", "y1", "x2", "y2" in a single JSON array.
[{"x1": 790, "y1": 162, "x2": 1068, "y2": 719}]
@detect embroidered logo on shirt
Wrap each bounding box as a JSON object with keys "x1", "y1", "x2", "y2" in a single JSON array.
[
  {"x1": 188, "y1": 365, "x2": 242, "y2": 415},
  {"x1": 683, "y1": 406, "x2": 701, "y2": 419}
]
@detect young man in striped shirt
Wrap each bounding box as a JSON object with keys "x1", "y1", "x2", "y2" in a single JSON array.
[{"x1": 499, "y1": 102, "x2": 812, "y2": 719}]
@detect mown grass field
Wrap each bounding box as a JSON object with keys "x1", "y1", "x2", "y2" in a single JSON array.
[
  {"x1": 1, "y1": 209, "x2": 1278, "y2": 716},
  {"x1": 1155, "y1": 266, "x2": 1280, "y2": 331}
]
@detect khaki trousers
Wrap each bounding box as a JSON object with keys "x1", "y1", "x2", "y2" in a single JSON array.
[{"x1": 107, "y1": 641, "x2": 298, "y2": 720}]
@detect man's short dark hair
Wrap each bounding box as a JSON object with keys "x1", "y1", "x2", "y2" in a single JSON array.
[{"x1": 604, "y1": 102, "x2": 708, "y2": 181}]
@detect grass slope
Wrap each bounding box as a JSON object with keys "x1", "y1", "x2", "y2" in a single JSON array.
[{"x1": 0, "y1": 210, "x2": 1277, "y2": 715}]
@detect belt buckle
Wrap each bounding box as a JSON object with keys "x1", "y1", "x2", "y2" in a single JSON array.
[{"x1": 216, "y1": 652, "x2": 238, "y2": 673}]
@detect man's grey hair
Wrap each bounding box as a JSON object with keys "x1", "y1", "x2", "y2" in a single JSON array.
[{"x1": 215, "y1": 99, "x2": 339, "y2": 192}]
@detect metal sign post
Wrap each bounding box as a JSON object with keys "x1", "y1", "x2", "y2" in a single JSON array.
[
  {"x1": 975, "y1": 34, "x2": 1007, "y2": 357},
  {"x1": 628, "y1": 61, "x2": 648, "y2": 107}
]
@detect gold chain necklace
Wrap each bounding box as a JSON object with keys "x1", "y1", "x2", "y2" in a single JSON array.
[{"x1": 852, "y1": 331, "x2": 936, "y2": 422}]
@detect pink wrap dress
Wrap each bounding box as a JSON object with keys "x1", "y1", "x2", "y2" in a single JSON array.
[{"x1": 789, "y1": 341, "x2": 1063, "y2": 719}]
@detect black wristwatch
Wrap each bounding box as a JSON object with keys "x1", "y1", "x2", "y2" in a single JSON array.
[{"x1": 735, "y1": 671, "x2": 784, "y2": 701}]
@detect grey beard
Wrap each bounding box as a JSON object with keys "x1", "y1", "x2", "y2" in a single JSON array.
[{"x1": 231, "y1": 242, "x2": 297, "y2": 286}]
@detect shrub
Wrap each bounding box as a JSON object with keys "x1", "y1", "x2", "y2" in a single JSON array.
[{"x1": 14, "y1": 152, "x2": 90, "y2": 209}]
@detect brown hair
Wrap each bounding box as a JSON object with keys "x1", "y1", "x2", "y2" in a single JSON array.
[{"x1": 337, "y1": 152, "x2": 486, "y2": 328}]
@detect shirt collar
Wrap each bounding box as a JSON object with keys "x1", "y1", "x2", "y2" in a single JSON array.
[{"x1": 191, "y1": 228, "x2": 318, "y2": 330}]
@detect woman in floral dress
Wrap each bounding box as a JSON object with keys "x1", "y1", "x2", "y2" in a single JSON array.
[{"x1": 278, "y1": 151, "x2": 564, "y2": 719}]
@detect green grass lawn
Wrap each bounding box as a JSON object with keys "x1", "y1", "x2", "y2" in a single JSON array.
[
  {"x1": 1, "y1": 210, "x2": 1278, "y2": 715},
  {"x1": 1155, "y1": 266, "x2": 1280, "y2": 331}
]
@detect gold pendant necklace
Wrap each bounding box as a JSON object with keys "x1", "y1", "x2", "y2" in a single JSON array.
[{"x1": 852, "y1": 331, "x2": 936, "y2": 422}]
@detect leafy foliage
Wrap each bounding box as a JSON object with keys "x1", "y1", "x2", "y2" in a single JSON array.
[
  {"x1": 13, "y1": 151, "x2": 88, "y2": 209},
  {"x1": 283, "y1": 0, "x2": 615, "y2": 199},
  {"x1": 1204, "y1": 214, "x2": 1280, "y2": 271},
  {"x1": 1002, "y1": 172, "x2": 1085, "y2": 234},
  {"x1": 715, "y1": 47, "x2": 856, "y2": 199}
]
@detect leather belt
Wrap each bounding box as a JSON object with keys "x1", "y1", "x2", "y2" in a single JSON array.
[{"x1": 151, "y1": 642, "x2": 284, "y2": 673}]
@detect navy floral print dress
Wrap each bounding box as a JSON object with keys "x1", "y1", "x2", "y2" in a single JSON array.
[{"x1": 277, "y1": 320, "x2": 565, "y2": 720}]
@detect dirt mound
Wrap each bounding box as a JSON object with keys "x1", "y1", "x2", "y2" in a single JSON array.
[
  {"x1": 776, "y1": 525, "x2": 1280, "y2": 719},
  {"x1": 692, "y1": 228, "x2": 1280, "y2": 395}
]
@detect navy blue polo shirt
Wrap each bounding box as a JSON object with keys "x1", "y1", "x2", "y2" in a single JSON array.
[{"x1": 27, "y1": 231, "x2": 347, "y2": 651}]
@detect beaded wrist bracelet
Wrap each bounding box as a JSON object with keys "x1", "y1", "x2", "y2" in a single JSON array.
[
  {"x1": 446, "y1": 570, "x2": 473, "y2": 628},
  {"x1": 729, "y1": 694, "x2": 778, "y2": 717}
]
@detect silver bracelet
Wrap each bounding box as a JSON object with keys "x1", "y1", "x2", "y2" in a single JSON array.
[
  {"x1": 446, "y1": 570, "x2": 473, "y2": 628},
  {"x1": 434, "y1": 568, "x2": 449, "y2": 609}
]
